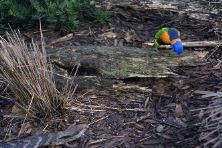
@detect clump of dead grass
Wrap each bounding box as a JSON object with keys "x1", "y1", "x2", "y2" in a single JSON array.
[
  {"x1": 0, "y1": 30, "x2": 76, "y2": 119},
  {"x1": 192, "y1": 91, "x2": 222, "y2": 148}
]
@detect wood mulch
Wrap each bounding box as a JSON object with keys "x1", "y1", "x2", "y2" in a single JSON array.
[{"x1": 0, "y1": 1, "x2": 222, "y2": 147}]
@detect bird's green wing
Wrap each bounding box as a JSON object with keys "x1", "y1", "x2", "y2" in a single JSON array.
[
  {"x1": 153, "y1": 27, "x2": 169, "y2": 48},
  {"x1": 154, "y1": 39, "x2": 159, "y2": 48}
]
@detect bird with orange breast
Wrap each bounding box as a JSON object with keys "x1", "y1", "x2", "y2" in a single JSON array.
[{"x1": 153, "y1": 27, "x2": 184, "y2": 55}]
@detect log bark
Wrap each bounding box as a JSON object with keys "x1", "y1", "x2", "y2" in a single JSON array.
[{"x1": 47, "y1": 45, "x2": 207, "y2": 80}]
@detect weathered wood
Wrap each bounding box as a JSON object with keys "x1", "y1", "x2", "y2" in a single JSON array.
[
  {"x1": 142, "y1": 41, "x2": 221, "y2": 49},
  {"x1": 0, "y1": 124, "x2": 88, "y2": 148},
  {"x1": 47, "y1": 46, "x2": 207, "y2": 79},
  {"x1": 54, "y1": 75, "x2": 114, "y2": 91}
]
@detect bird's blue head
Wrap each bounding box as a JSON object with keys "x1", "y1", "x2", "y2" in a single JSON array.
[{"x1": 172, "y1": 41, "x2": 184, "y2": 55}]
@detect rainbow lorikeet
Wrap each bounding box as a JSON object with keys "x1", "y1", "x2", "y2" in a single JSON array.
[{"x1": 153, "y1": 28, "x2": 184, "y2": 55}]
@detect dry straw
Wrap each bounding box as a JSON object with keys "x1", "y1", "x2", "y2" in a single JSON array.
[{"x1": 0, "y1": 30, "x2": 76, "y2": 119}]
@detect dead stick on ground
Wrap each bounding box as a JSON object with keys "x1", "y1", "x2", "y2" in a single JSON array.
[
  {"x1": 70, "y1": 103, "x2": 148, "y2": 112},
  {"x1": 88, "y1": 114, "x2": 111, "y2": 126},
  {"x1": 142, "y1": 41, "x2": 221, "y2": 49},
  {"x1": 18, "y1": 94, "x2": 35, "y2": 137}
]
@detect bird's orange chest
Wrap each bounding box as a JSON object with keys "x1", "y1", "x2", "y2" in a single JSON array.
[{"x1": 159, "y1": 31, "x2": 171, "y2": 44}]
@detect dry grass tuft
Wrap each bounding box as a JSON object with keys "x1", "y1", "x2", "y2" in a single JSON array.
[
  {"x1": 192, "y1": 91, "x2": 222, "y2": 147},
  {"x1": 0, "y1": 30, "x2": 76, "y2": 119}
]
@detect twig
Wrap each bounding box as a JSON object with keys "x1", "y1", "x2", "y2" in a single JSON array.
[
  {"x1": 143, "y1": 41, "x2": 221, "y2": 49},
  {"x1": 88, "y1": 114, "x2": 111, "y2": 126},
  {"x1": 39, "y1": 19, "x2": 46, "y2": 55},
  {"x1": 66, "y1": 107, "x2": 106, "y2": 112},
  {"x1": 136, "y1": 113, "x2": 150, "y2": 122},
  {"x1": 206, "y1": 42, "x2": 222, "y2": 60},
  {"x1": 42, "y1": 124, "x2": 49, "y2": 132},
  {"x1": 17, "y1": 94, "x2": 34, "y2": 137},
  {"x1": 73, "y1": 103, "x2": 148, "y2": 112},
  {"x1": 152, "y1": 118, "x2": 181, "y2": 128},
  {"x1": 88, "y1": 135, "x2": 126, "y2": 146},
  {"x1": 88, "y1": 139, "x2": 108, "y2": 145}
]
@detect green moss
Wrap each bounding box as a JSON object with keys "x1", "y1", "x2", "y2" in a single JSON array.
[{"x1": 101, "y1": 60, "x2": 129, "y2": 78}]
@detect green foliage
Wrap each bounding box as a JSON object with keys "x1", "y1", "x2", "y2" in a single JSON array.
[
  {"x1": 93, "y1": 8, "x2": 110, "y2": 25},
  {"x1": 0, "y1": 0, "x2": 110, "y2": 33}
]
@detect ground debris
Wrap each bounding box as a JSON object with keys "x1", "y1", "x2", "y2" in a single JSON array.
[{"x1": 1, "y1": 1, "x2": 222, "y2": 147}]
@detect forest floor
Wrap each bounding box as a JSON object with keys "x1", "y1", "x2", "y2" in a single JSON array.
[{"x1": 1, "y1": 1, "x2": 222, "y2": 148}]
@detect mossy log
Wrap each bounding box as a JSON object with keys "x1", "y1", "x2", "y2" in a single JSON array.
[{"x1": 47, "y1": 46, "x2": 207, "y2": 79}]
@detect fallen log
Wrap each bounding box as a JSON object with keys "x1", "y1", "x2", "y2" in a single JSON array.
[
  {"x1": 142, "y1": 41, "x2": 221, "y2": 49},
  {"x1": 47, "y1": 45, "x2": 207, "y2": 80}
]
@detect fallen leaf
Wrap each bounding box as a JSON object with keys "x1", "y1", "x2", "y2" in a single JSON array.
[
  {"x1": 173, "y1": 80, "x2": 184, "y2": 88},
  {"x1": 11, "y1": 105, "x2": 24, "y2": 115},
  {"x1": 114, "y1": 39, "x2": 118, "y2": 46},
  {"x1": 213, "y1": 60, "x2": 222, "y2": 69},
  {"x1": 18, "y1": 122, "x2": 32, "y2": 138},
  {"x1": 182, "y1": 85, "x2": 190, "y2": 90},
  {"x1": 198, "y1": 110, "x2": 204, "y2": 119},
  {"x1": 175, "y1": 103, "x2": 183, "y2": 117},
  {"x1": 124, "y1": 30, "x2": 137, "y2": 43},
  {"x1": 124, "y1": 31, "x2": 133, "y2": 42},
  {"x1": 152, "y1": 82, "x2": 166, "y2": 94},
  {"x1": 175, "y1": 117, "x2": 187, "y2": 127},
  {"x1": 165, "y1": 103, "x2": 176, "y2": 108},
  {"x1": 156, "y1": 125, "x2": 164, "y2": 133}
]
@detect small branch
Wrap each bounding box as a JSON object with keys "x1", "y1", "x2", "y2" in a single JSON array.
[
  {"x1": 18, "y1": 94, "x2": 35, "y2": 137},
  {"x1": 142, "y1": 41, "x2": 221, "y2": 49},
  {"x1": 88, "y1": 114, "x2": 111, "y2": 126},
  {"x1": 69, "y1": 103, "x2": 148, "y2": 112}
]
